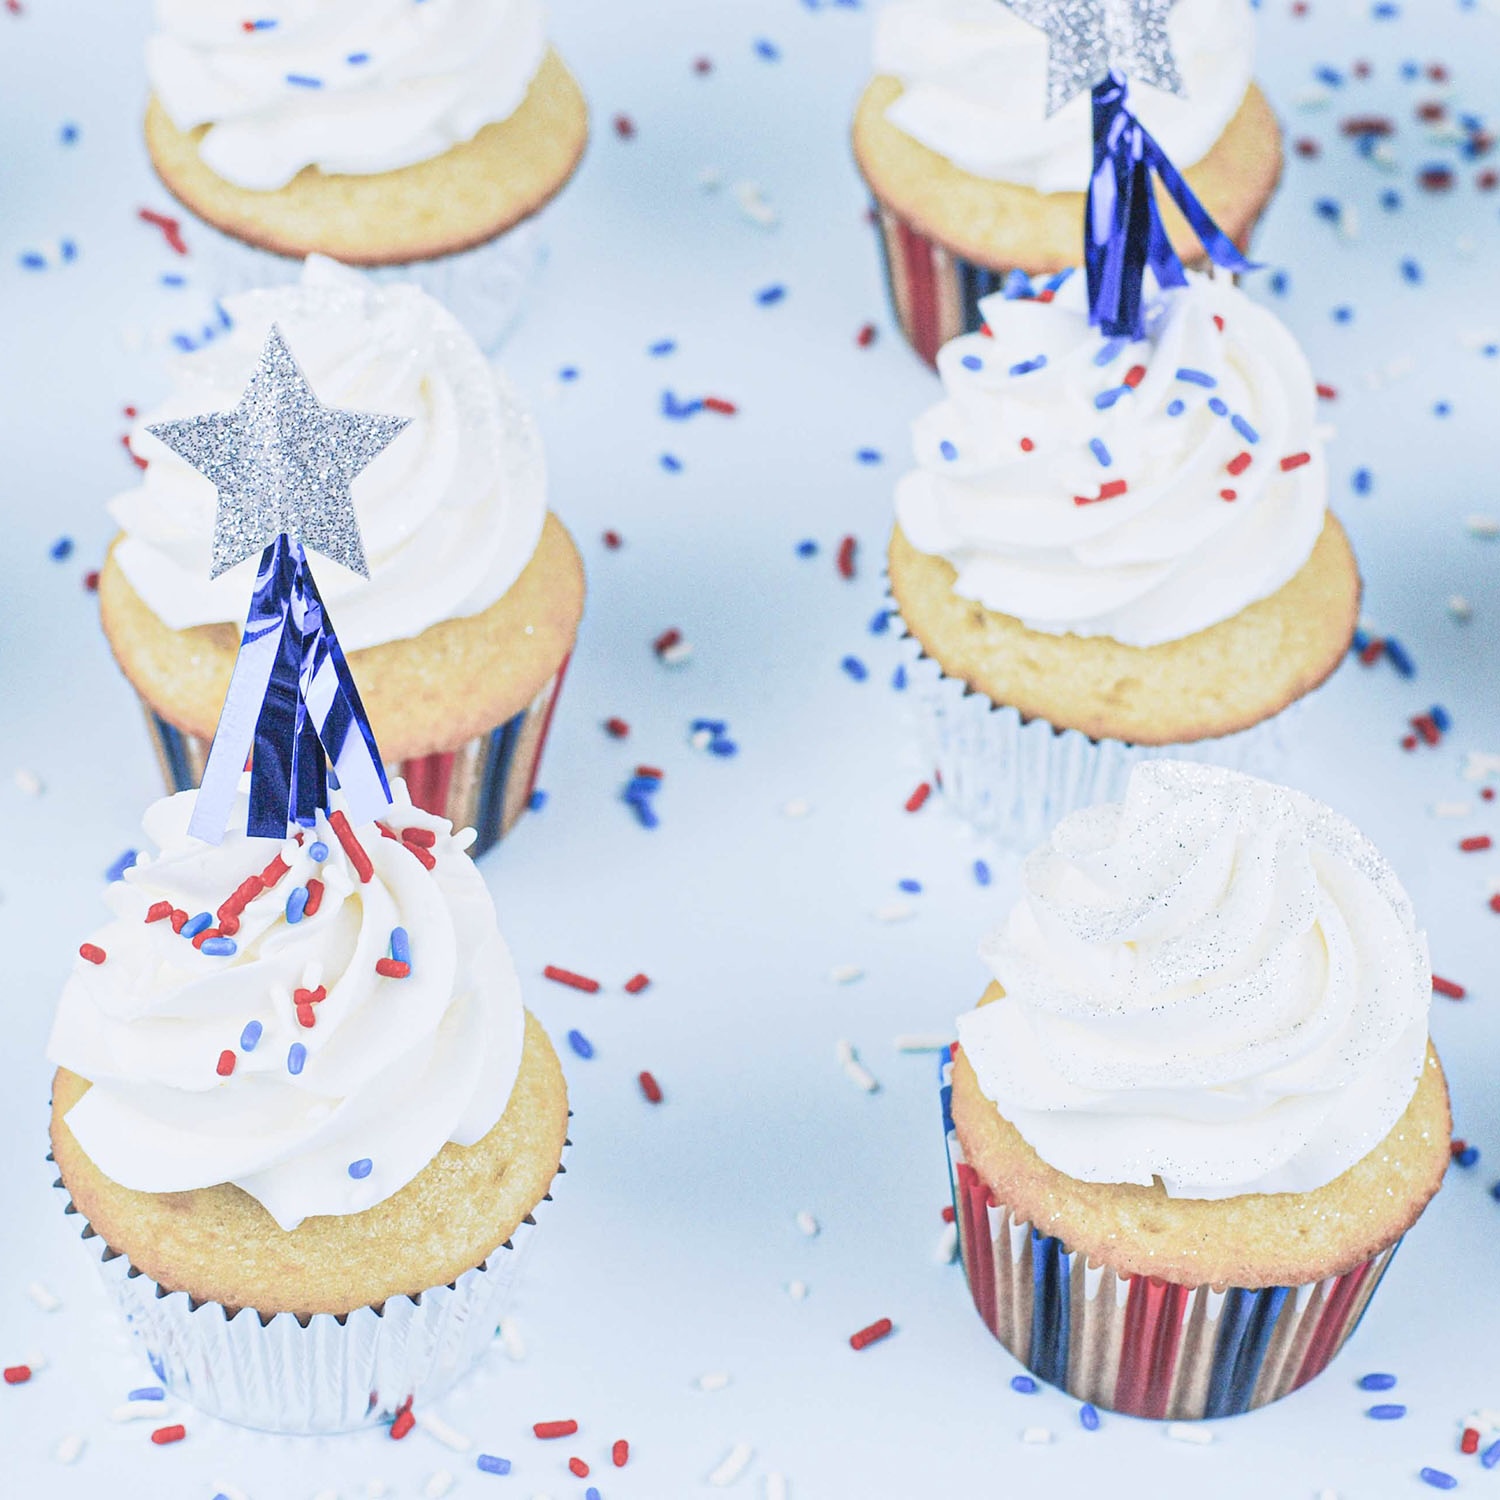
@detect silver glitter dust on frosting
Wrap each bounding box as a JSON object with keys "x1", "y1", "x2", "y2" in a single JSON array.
[
  {"x1": 146, "y1": 324, "x2": 409, "y2": 580},
  {"x1": 996, "y1": 0, "x2": 1185, "y2": 115}
]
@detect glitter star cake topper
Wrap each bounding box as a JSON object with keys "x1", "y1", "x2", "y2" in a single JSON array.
[{"x1": 148, "y1": 326, "x2": 409, "y2": 844}]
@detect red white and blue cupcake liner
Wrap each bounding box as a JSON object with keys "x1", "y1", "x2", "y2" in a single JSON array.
[
  {"x1": 183, "y1": 211, "x2": 550, "y2": 355},
  {"x1": 890, "y1": 600, "x2": 1290, "y2": 849},
  {"x1": 940, "y1": 1051, "x2": 1399, "y2": 1420},
  {"x1": 55, "y1": 1136, "x2": 568, "y2": 1435},
  {"x1": 139, "y1": 654, "x2": 570, "y2": 859}
]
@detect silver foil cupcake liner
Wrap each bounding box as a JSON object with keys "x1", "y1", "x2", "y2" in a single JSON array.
[
  {"x1": 180, "y1": 212, "x2": 548, "y2": 355},
  {"x1": 54, "y1": 1136, "x2": 567, "y2": 1434},
  {"x1": 891, "y1": 600, "x2": 1293, "y2": 848}
]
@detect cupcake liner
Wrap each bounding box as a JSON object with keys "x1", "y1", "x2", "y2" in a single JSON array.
[
  {"x1": 939, "y1": 1052, "x2": 1399, "y2": 1420},
  {"x1": 140, "y1": 652, "x2": 570, "y2": 858},
  {"x1": 892, "y1": 600, "x2": 1291, "y2": 849},
  {"x1": 181, "y1": 211, "x2": 549, "y2": 355},
  {"x1": 53, "y1": 1135, "x2": 568, "y2": 1434}
]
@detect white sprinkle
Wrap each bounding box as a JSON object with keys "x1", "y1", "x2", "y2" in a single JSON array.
[
  {"x1": 697, "y1": 1371, "x2": 733, "y2": 1392},
  {"x1": 14, "y1": 769, "x2": 42, "y2": 796},
  {"x1": 828, "y1": 964, "x2": 863, "y2": 985},
  {"x1": 690, "y1": 728, "x2": 714, "y2": 751},
  {"x1": 1463, "y1": 751, "x2": 1500, "y2": 782},
  {"x1": 836, "y1": 1039, "x2": 880, "y2": 1093},
  {"x1": 1369, "y1": 139, "x2": 1398, "y2": 171},
  {"x1": 1449, "y1": 595, "x2": 1473, "y2": 622},
  {"x1": 415, "y1": 1410, "x2": 470, "y2": 1452},
  {"x1": 933, "y1": 1222, "x2": 959, "y2": 1265},
  {"x1": 795, "y1": 1210, "x2": 819, "y2": 1238},
  {"x1": 1466, "y1": 514, "x2": 1500, "y2": 539},
  {"x1": 786, "y1": 1279, "x2": 809, "y2": 1301},
  {"x1": 734, "y1": 180, "x2": 780, "y2": 228},
  {"x1": 1165, "y1": 1422, "x2": 1214, "y2": 1445},
  {"x1": 1337, "y1": 202, "x2": 1360, "y2": 242},
  {"x1": 661, "y1": 639, "x2": 694, "y2": 667},
  {"x1": 1432, "y1": 802, "x2": 1472, "y2": 818},
  {"x1": 1021, "y1": 1426, "x2": 1053, "y2": 1444},
  {"x1": 112, "y1": 1400, "x2": 171, "y2": 1423},
  {"x1": 1294, "y1": 84, "x2": 1333, "y2": 109},
  {"x1": 781, "y1": 798, "x2": 811, "y2": 818},
  {"x1": 895, "y1": 1033, "x2": 950, "y2": 1053},
  {"x1": 764, "y1": 1473, "x2": 789, "y2": 1500},
  {"x1": 26, "y1": 1283, "x2": 60, "y2": 1313},
  {"x1": 499, "y1": 1315, "x2": 526, "y2": 1362},
  {"x1": 52, "y1": 1434, "x2": 85, "y2": 1465},
  {"x1": 708, "y1": 1443, "x2": 754, "y2": 1487},
  {"x1": 873, "y1": 901, "x2": 916, "y2": 923},
  {"x1": 423, "y1": 1470, "x2": 455, "y2": 1499},
  {"x1": 699, "y1": 166, "x2": 723, "y2": 191}
]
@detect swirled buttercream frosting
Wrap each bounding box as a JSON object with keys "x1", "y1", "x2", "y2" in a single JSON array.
[
  {"x1": 895, "y1": 269, "x2": 1327, "y2": 647},
  {"x1": 956, "y1": 761, "x2": 1431, "y2": 1199},
  {"x1": 48, "y1": 779, "x2": 526, "y2": 1231}
]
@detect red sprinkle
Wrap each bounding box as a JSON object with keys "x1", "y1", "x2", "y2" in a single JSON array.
[
  {"x1": 260, "y1": 854, "x2": 290, "y2": 888},
  {"x1": 1227, "y1": 452, "x2": 1253, "y2": 477},
  {"x1": 544, "y1": 965, "x2": 600, "y2": 994},
  {"x1": 1122, "y1": 364, "x2": 1147, "y2": 389},
  {"x1": 401, "y1": 827, "x2": 436, "y2": 848},
  {"x1": 613, "y1": 1438, "x2": 630, "y2": 1468},
  {"x1": 1280, "y1": 452, "x2": 1312, "y2": 472},
  {"x1": 390, "y1": 1407, "x2": 416, "y2": 1441},
  {"x1": 1019, "y1": 436, "x2": 1035, "y2": 452},
  {"x1": 1478, "y1": 168, "x2": 1500, "y2": 192},
  {"x1": 1401, "y1": 735, "x2": 1418, "y2": 752},
  {"x1": 150, "y1": 1424, "x2": 186, "y2": 1445},
  {"x1": 401, "y1": 839, "x2": 437, "y2": 871},
  {"x1": 849, "y1": 1318, "x2": 894, "y2": 1351},
  {"x1": 1452, "y1": 1138, "x2": 1469, "y2": 1158},
  {"x1": 328, "y1": 810, "x2": 373, "y2": 883},
  {"x1": 1293, "y1": 137, "x2": 1320, "y2": 159},
  {"x1": 1462, "y1": 1428, "x2": 1481, "y2": 1456},
  {"x1": 605, "y1": 717, "x2": 631, "y2": 739},
  {"x1": 1488, "y1": 894, "x2": 1500, "y2": 914},
  {"x1": 1420, "y1": 165, "x2": 1455, "y2": 192},
  {"x1": 1417, "y1": 100, "x2": 1446, "y2": 123},
  {"x1": 905, "y1": 782, "x2": 932, "y2": 814},
  {"x1": 613, "y1": 113, "x2": 635, "y2": 139},
  {"x1": 84, "y1": 569, "x2": 100, "y2": 592},
  {"x1": 1075, "y1": 479, "x2": 1128, "y2": 505},
  {"x1": 702, "y1": 397, "x2": 738, "y2": 415},
  {"x1": 1486, "y1": 788, "x2": 1497, "y2": 802},
  {"x1": 1316, "y1": 383, "x2": 1338, "y2": 400},
  {"x1": 534, "y1": 1420, "x2": 579, "y2": 1440},
  {"x1": 653, "y1": 627, "x2": 682, "y2": 656},
  {"x1": 78, "y1": 943, "x2": 106, "y2": 965},
  {"x1": 376, "y1": 958, "x2": 411, "y2": 979},
  {"x1": 303, "y1": 879, "x2": 325, "y2": 917},
  {"x1": 603, "y1": 529, "x2": 623, "y2": 549},
  {"x1": 121, "y1": 434, "x2": 149, "y2": 470},
  {"x1": 639, "y1": 1070, "x2": 664, "y2": 1104},
  {"x1": 294, "y1": 986, "x2": 327, "y2": 1005},
  {"x1": 3, "y1": 1366, "x2": 30, "y2": 1385},
  {"x1": 1219, "y1": 489, "x2": 1237, "y2": 502},
  {"x1": 215, "y1": 1050, "x2": 236, "y2": 1077},
  {"x1": 1359, "y1": 638, "x2": 1385, "y2": 666},
  {"x1": 145, "y1": 901, "x2": 174, "y2": 924},
  {"x1": 1432, "y1": 975, "x2": 1466, "y2": 1000},
  {"x1": 856, "y1": 322, "x2": 878, "y2": 348},
  {"x1": 1412, "y1": 714, "x2": 1441, "y2": 746},
  {"x1": 569, "y1": 1458, "x2": 590, "y2": 1479},
  {"x1": 624, "y1": 972, "x2": 651, "y2": 994},
  {"x1": 137, "y1": 207, "x2": 188, "y2": 255},
  {"x1": 191, "y1": 927, "x2": 221, "y2": 951},
  {"x1": 836, "y1": 535, "x2": 858, "y2": 580},
  {"x1": 168, "y1": 908, "x2": 189, "y2": 934},
  {"x1": 1341, "y1": 114, "x2": 1394, "y2": 137},
  {"x1": 941, "y1": 1205, "x2": 955, "y2": 1223},
  {"x1": 296, "y1": 1004, "x2": 317, "y2": 1029},
  {"x1": 1460, "y1": 835, "x2": 1492, "y2": 852},
  {"x1": 1212, "y1": 314, "x2": 1225, "y2": 332},
  {"x1": 634, "y1": 765, "x2": 664, "y2": 781}
]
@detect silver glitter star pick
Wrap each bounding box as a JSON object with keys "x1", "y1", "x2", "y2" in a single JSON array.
[
  {"x1": 147, "y1": 324, "x2": 409, "y2": 580},
  {"x1": 998, "y1": 0, "x2": 1184, "y2": 115}
]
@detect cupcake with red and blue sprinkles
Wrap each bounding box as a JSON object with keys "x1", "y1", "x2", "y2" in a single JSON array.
[
  {"x1": 944, "y1": 760, "x2": 1449, "y2": 1419},
  {"x1": 143, "y1": 0, "x2": 589, "y2": 348},
  {"x1": 888, "y1": 266, "x2": 1358, "y2": 847},
  {"x1": 48, "y1": 775, "x2": 569, "y2": 1433},
  {"x1": 99, "y1": 255, "x2": 583, "y2": 857}
]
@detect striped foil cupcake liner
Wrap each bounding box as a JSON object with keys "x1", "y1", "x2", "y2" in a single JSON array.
[
  {"x1": 891, "y1": 600, "x2": 1291, "y2": 849},
  {"x1": 140, "y1": 654, "x2": 570, "y2": 859},
  {"x1": 939, "y1": 1052, "x2": 1399, "y2": 1420},
  {"x1": 54, "y1": 1136, "x2": 568, "y2": 1435}
]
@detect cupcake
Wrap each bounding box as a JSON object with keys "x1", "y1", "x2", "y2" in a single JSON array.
[
  {"x1": 100, "y1": 255, "x2": 584, "y2": 857},
  {"x1": 853, "y1": 0, "x2": 1283, "y2": 365},
  {"x1": 888, "y1": 267, "x2": 1357, "y2": 847},
  {"x1": 47, "y1": 777, "x2": 569, "y2": 1433},
  {"x1": 943, "y1": 760, "x2": 1449, "y2": 1420},
  {"x1": 144, "y1": 0, "x2": 589, "y2": 349}
]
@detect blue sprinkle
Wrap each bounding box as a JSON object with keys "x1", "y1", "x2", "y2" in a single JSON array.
[
  {"x1": 1380, "y1": 188, "x2": 1403, "y2": 211},
  {"x1": 50, "y1": 536, "x2": 74, "y2": 561},
  {"x1": 1175, "y1": 367, "x2": 1217, "y2": 388},
  {"x1": 249, "y1": 16, "x2": 278, "y2": 27},
  {"x1": 1431, "y1": 705, "x2": 1452, "y2": 732},
  {"x1": 1314, "y1": 64, "x2": 1344, "y2": 87},
  {"x1": 285, "y1": 73, "x2": 324, "y2": 88},
  {"x1": 59, "y1": 239, "x2": 78, "y2": 263},
  {"x1": 939, "y1": 440, "x2": 958, "y2": 461},
  {"x1": 215, "y1": 300, "x2": 233, "y2": 330},
  {"x1": 973, "y1": 859, "x2": 991, "y2": 887},
  {"x1": 1094, "y1": 387, "x2": 1126, "y2": 410},
  {"x1": 691, "y1": 718, "x2": 728, "y2": 734},
  {"x1": 1371, "y1": 1, "x2": 1400, "y2": 17},
  {"x1": 348, "y1": 1158, "x2": 373, "y2": 1180},
  {"x1": 1400, "y1": 60, "x2": 1420, "y2": 79},
  {"x1": 390, "y1": 927, "x2": 411, "y2": 966},
  {"x1": 128, "y1": 1386, "x2": 165, "y2": 1401},
  {"x1": 1419, "y1": 1469, "x2": 1457, "y2": 1492},
  {"x1": 1011, "y1": 1375, "x2": 1038, "y2": 1394},
  {"x1": 346, "y1": 51, "x2": 370, "y2": 64},
  {"x1": 287, "y1": 1043, "x2": 307, "y2": 1076},
  {"x1": 869, "y1": 609, "x2": 891, "y2": 635},
  {"x1": 240, "y1": 1020, "x2": 263, "y2": 1052},
  {"x1": 660, "y1": 454, "x2": 683, "y2": 473},
  {"x1": 1401, "y1": 258, "x2": 1423, "y2": 285},
  {"x1": 1089, "y1": 437, "x2": 1112, "y2": 467},
  {"x1": 1351, "y1": 628, "x2": 1370, "y2": 653},
  {"x1": 19, "y1": 251, "x2": 46, "y2": 271},
  {"x1": 160, "y1": 272, "x2": 186, "y2": 288},
  {"x1": 648, "y1": 339, "x2": 676, "y2": 357},
  {"x1": 626, "y1": 775, "x2": 662, "y2": 798},
  {"x1": 1352, "y1": 467, "x2": 1373, "y2": 495},
  {"x1": 661, "y1": 389, "x2": 700, "y2": 419},
  {"x1": 891, "y1": 664, "x2": 907, "y2": 691},
  {"x1": 841, "y1": 656, "x2": 868, "y2": 682},
  {"x1": 754, "y1": 37, "x2": 780, "y2": 60},
  {"x1": 1268, "y1": 269, "x2": 1289, "y2": 296},
  {"x1": 171, "y1": 332, "x2": 197, "y2": 353},
  {"x1": 1002, "y1": 269, "x2": 1034, "y2": 299},
  {"x1": 960, "y1": 354, "x2": 984, "y2": 371},
  {"x1": 856, "y1": 448, "x2": 882, "y2": 465},
  {"x1": 586, "y1": 1490, "x2": 601, "y2": 1500},
  {"x1": 559, "y1": 365, "x2": 580, "y2": 381},
  {"x1": 1434, "y1": 401, "x2": 1451, "y2": 418},
  {"x1": 1008, "y1": 355, "x2": 1047, "y2": 376},
  {"x1": 1366, "y1": 1403, "x2": 1407, "y2": 1420},
  {"x1": 1483, "y1": 1439, "x2": 1500, "y2": 1469},
  {"x1": 898, "y1": 879, "x2": 922, "y2": 894},
  {"x1": 708, "y1": 738, "x2": 738, "y2": 758},
  {"x1": 796, "y1": 539, "x2": 819, "y2": 557},
  {"x1": 105, "y1": 848, "x2": 138, "y2": 882},
  {"x1": 1079, "y1": 1403, "x2": 1100, "y2": 1430},
  {"x1": 285, "y1": 885, "x2": 310, "y2": 924},
  {"x1": 567, "y1": 1029, "x2": 595, "y2": 1059},
  {"x1": 1359, "y1": 1373, "x2": 1398, "y2": 1390},
  {"x1": 1044, "y1": 268, "x2": 1074, "y2": 293},
  {"x1": 200, "y1": 937, "x2": 238, "y2": 957},
  {"x1": 60, "y1": 122, "x2": 79, "y2": 145},
  {"x1": 1384, "y1": 637, "x2": 1415, "y2": 678},
  {"x1": 1333, "y1": 305, "x2": 1354, "y2": 324},
  {"x1": 308, "y1": 840, "x2": 329, "y2": 862},
  {"x1": 529, "y1": 789, "x2": 548, "y2": 811},
  {"x1": 756, "y1": 284, "x2": 787, "y2": 306},
  {"x1": 1314, "y1": 197, "x2": 1342, "y2": 223},
  {"x1": 476, "y1": 1455, "x2": 512, "y2": 1476},
  {"x1": 1457, "y1": 1145, "x2": 1480, "y2": 1167},
  {"x1": 1207, "y1": 397, "x2": 1229, "y2": 417},
  {"x1": 1166, "y1": 399, "x2": 1185, "y2": 417},
  {"x1": 1230, "y1": 415, "x2": 1259, "y2": 443},
  {"x1": 629, "y1": 797, "x2": 659, "y2": 829},
  {"x1": 181, "y1": 912, "x2": 212, "y2": 940},
  {"x1": 1093, "y1": 337, "x2": 1128, "y2": 367}
]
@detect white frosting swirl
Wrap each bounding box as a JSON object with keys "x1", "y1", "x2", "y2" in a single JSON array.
[
  {"x1": 48, "y1": 779, "x2": 526, "y2": 1232},
  {"x1": 110, "y1": 255, "x2": 546, "y2": 654},
  {"x1": 148, "y1": 0, "x2": 548, "y2": 192},
  {"x1": 895, "y1": 270, "x2": 1327, "y2": 647},
  {"x1": 872, "y1": 0, "x2": 1255, "y2": 193},
  {"x1": 957, "y1": 762, "x2": 1432, "y2": 1200}
]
